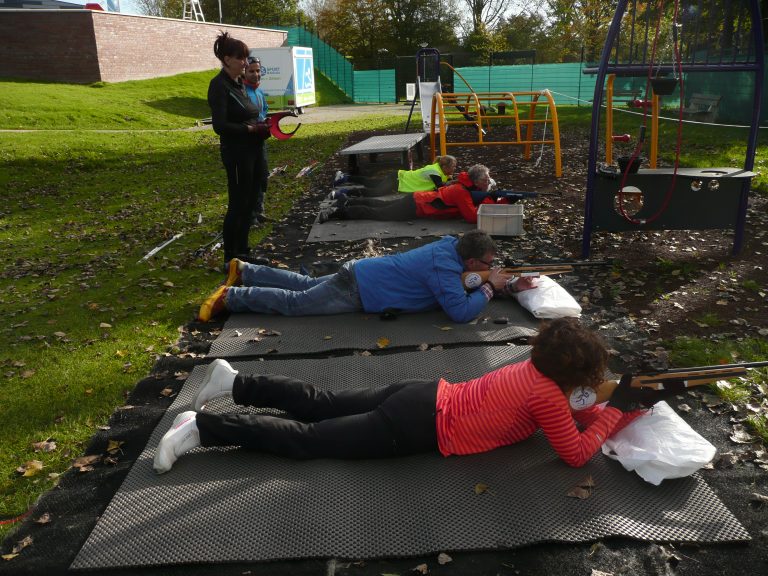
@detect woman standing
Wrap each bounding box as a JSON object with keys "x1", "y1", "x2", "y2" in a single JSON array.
[{"x1": 207, "y1": 32, "x2": 266, "y2": 263}]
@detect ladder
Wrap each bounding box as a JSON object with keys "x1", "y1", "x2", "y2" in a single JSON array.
[{"x1": 182, "y1": 0, "x2": 205, "y2": 22}]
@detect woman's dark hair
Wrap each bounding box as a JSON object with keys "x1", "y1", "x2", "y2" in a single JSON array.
[
  {"x1": 213, "y1": 31, "x2": 248, "y2": 63},
  {"x1": 530, "y1": 318, "x2": 608, "y2": 390},
  {"x1": 456, "y1": 230, "x2": 496, "y2": 260}
]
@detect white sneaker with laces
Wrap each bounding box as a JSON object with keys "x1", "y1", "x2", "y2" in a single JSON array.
[
  {"x1": 153, "y1": 411, "x2": 200, "y2": 474},
  {"x1": 193, "y1": 359, "x2": 238, "y2": 411}
]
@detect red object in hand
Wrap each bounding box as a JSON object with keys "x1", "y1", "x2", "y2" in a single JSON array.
[{"x1": 612, "y1": 134, "x2": 631, "y2": 143}]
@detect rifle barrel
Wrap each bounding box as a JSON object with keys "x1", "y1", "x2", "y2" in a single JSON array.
[{"x1": 645, "y1": 360, "x2": 768, "y2": 376}]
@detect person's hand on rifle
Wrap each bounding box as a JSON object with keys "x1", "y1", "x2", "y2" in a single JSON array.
[{"x1": 608, "y1": 375, "x2": 687, "y2": 412}]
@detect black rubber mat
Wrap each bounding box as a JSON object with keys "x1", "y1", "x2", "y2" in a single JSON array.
[
  {"x1": 209, "y1": 298, "x2": 538, "y2": 358},
  {"x1": 71, "y1": 348, "x2": 749, "y2": 570},
  {"x1": 307, "y1": 213, "x2": 476, "y2": 242}
]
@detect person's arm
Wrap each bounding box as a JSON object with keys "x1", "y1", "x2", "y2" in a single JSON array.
[
  {"x1": 441, "y1": 185, "x2": 480, "y2": 223},
  {"x1": 208, "y1": 77, "x2": 250, "y2": 138},
  {"x1": 428, "y1": 173, "x2": 443, "y2": 188},
  {"x1": 528, "y1": 392, "x2": 626, "y2": 467},
  {"x1": 427, "y1": 255, "x2": 490, "y2": 323}
]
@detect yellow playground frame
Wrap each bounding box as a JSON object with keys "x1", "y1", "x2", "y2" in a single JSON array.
[
  {"x1": 428, "y1": 89, "x2": 563, "y2": 178},
  {"x1": 604, "y1": 73, "x2": 659, "y2": 168}
]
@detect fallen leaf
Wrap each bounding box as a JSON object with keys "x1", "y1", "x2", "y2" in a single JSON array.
[
  {"x1": 17, "y1": 460, "x2": 43, "y2": 477},
  {"x1": 11, "y1": 535, "x2": 32, "y2": 554},
  {"x1": 323, "y1": 335, "x2": 332, "y2": 340},
  {"x1": 31, "y1": 439, "x2": 57, "y2": 453},
  {"x1": 53, "y1": 331, "x2": 66, "y2": 338},
  {"x1": 730, "y1": 424, "x2": 755, "y2": 444},
  {"x1": 160, "y1": 387, "x2": 174, "y2": 397},
  {"x1": 163, "y1": 281, "x2": 174, "y2": 287},
  {"x1": 34, "y1": 513, "x2": 51, "y2": 525},
  {"x1": 99, "y1": 322, "x2": 112, "y2": 328},
  {"x1": 377, "y1": 337, "x2": 390, "y2": 349},
  {"x1": 412, "y1": 563, "x2": 428, "y2": 574},
  {"x1": 2, "y1": 553, "x2": 19, "y2": 561},
  {"x1": 437, "y1": 326, "x2": 453, "y2": 331},
  {"x1": 474, "y1": 483, "x2": 489, "y2": 495},
  {"x1": 20, "y1": 370, "x2": 35, "y2": 379},
  {"x1": 418, "y1": 343, "x2": 429, "y2": 351},
  {"x1": 106, "y1": 440, "x2": 124, "y2": 454},
  {"x1": 566, "y1": 486, "x2": 592, "y2": 499},
  {"x1": 72, "y1": 454, "x2": 101, "y2": 469},
  {"x1": 437, "y1": 552, "x2": 452, "y2": 565}
]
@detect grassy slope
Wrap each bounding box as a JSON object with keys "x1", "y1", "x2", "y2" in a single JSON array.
[{"x1": 0, "y1": 71, "x2": 402, "y2": 533}]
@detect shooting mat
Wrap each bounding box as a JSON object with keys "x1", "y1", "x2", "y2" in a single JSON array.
[
  {"x1": 72, "y1": 347, "x2": 749, "y2": 570},
  {"x1": 307, "y1": 213, "x2": 476, "y2": 242},
  {"x1": 208, "y1": 298, "x2": 538, "y2": 358}
]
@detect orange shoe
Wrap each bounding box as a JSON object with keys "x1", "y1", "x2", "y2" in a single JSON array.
[
  {"x1": 224, "y1": 258, "x2": 243, "y2": 287},
  {"x1": 198, "y1": 286, "x2": 229, "y2": 322}
]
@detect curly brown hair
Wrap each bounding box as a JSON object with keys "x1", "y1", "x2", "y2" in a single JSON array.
[{"x1": 530, "y1": 318, "x2": 608, "y2": 390}]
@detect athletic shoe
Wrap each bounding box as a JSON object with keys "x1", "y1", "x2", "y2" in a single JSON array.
[
  {"x1": 333, "y1": 170, "x2": 348, "y2": 186},
  {"x1": 198, "y1": 285, "x2": 228, "y2": 322},
  {"x1": 153, "y1": 411, "x2": 200, "y2": 474},
  {"x1": 223, "y1": 259, "x2": 244, "y2": 287},
  {"x1": 193, "y1": 359, "x2": 238, "y2": 411}
]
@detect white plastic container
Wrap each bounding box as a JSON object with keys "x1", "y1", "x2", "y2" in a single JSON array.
[{"x1": 477, "y1": 204, "x2": 524, "y2": 236}]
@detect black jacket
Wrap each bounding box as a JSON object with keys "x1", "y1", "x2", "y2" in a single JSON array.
[{"x1": 207, "y1": 69, "x2": 262, "y2": 149}]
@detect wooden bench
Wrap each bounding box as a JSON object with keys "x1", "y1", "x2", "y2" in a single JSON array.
[{"x1": 682, "y1": 93, "x2": 721, "y2": 123}]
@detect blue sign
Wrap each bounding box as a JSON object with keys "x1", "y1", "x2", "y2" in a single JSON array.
[{"x1": 295, "y1": 58, "x2": 314, "y2": 93}]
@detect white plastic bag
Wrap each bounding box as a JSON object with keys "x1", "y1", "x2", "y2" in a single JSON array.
[
  {"x1": 512, "y1": 275, "x2": 582, "y2": 319},
  {"x1": 602, "y1": 401, "x2": 716, "y2": 485}
]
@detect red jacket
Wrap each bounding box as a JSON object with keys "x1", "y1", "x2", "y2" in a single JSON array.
[
  {"x1": 435, "y1": 359, "x2": 643, "y2": 467},
  {"x1": 412, "y1": 171, "x2": 499, "y2": 223}
]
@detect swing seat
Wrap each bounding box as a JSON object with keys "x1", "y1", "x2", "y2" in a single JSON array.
[{"x1": 682, "y1": 93, "x2": 722, "y2": 123}]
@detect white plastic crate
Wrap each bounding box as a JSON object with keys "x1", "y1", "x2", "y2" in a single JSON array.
[{"x1": 477, "y1": 204, "x2": 524, "y2": 236}]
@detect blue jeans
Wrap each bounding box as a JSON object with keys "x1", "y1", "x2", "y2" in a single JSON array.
[{"x1": 225, "y1": 261, "x2": 362, "y2": 316}]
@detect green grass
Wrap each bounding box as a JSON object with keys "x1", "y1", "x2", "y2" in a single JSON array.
[
  {"x1": 0, "y1": 71, "x2": 405, "y2": 536},
  {"x1": 666, "y1": 336, "x2": 768, "y2": 443}
]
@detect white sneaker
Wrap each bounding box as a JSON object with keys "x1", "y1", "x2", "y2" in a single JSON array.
[
  {"x1": 153, "y1": 411, "x2": 200, "y2": 474},
  {"x1": 193, "y1": 359, "x2": 238, "y2": 411},
  {"x1": 333, "y1": 170, "x2": 348, "y2": 186}
]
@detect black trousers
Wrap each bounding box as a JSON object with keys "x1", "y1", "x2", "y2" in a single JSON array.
[
  {"x1": 220, "y1": 143, "x2": 264, "y2": 261},
  {"x1": 345, "y1": 173, "x2": 397, "y2": 196},
  {"x1": 342, "y1": 194, "x2": 417, "y2": 221},
  {"x1": 196, "y1": 375, "x2": 439, "y2": 459}
]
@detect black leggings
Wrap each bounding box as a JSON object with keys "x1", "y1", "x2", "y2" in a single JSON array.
[
  {"x1": 344, "y1": 173, "x2": 397, "y2": 196},
  {"x1": 196, "y1": 375, "x2": 439, "y2": 459},
  {"x1": 221, "y1": 144, "x2": 260, "y2": 261},
  {"x1": 342, "y1": 194, "x2": 418, "y2": 221}
]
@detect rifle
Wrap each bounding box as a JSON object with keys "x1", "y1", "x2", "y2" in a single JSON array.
[
  {"x1": 469, "y1": 189, "x2": 539, "y2": 204},
  {"x1": 461, "y1": 263, "x2": 573, "y2": 290},
  {"x1": 567, "y1": 361, "x2": 768, "y2": 411}
]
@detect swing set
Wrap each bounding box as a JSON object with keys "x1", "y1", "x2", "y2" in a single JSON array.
[
  {"x1": 581, "y1": 0, "x2": 764, "y2": 258},
  {"x1": 406, "y1": 48, "x2": 563, "y2": 177}
]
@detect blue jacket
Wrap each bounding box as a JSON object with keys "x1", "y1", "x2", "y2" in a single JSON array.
[
  {"x1": 244, "y1": 84, "x2": 268, "y2": 121},
  {"x1": 353, "y1": 236, "x2": 489, "y2": 323}
]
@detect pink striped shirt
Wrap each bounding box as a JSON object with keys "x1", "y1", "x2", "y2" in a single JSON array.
[{"x1": 435, "y1": 359, "x2": 642, "y2": 467}]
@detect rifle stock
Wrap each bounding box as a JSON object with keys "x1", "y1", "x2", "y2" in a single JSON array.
[
  {"x1": 567, "y1": 361, "x2": 768, "y2": 410},
  {"x1": 461, "y1": 265, "x2": 573, "y2": 290}
]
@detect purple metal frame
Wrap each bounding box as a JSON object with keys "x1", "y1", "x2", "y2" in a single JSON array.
[{"x1": 581, "y1": 0, "x2": 764, "y2": 258}]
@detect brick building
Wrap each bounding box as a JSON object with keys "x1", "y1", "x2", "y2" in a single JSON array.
[{"x1": 0, "y1": 8, "x2": 286, "y2": 83}]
